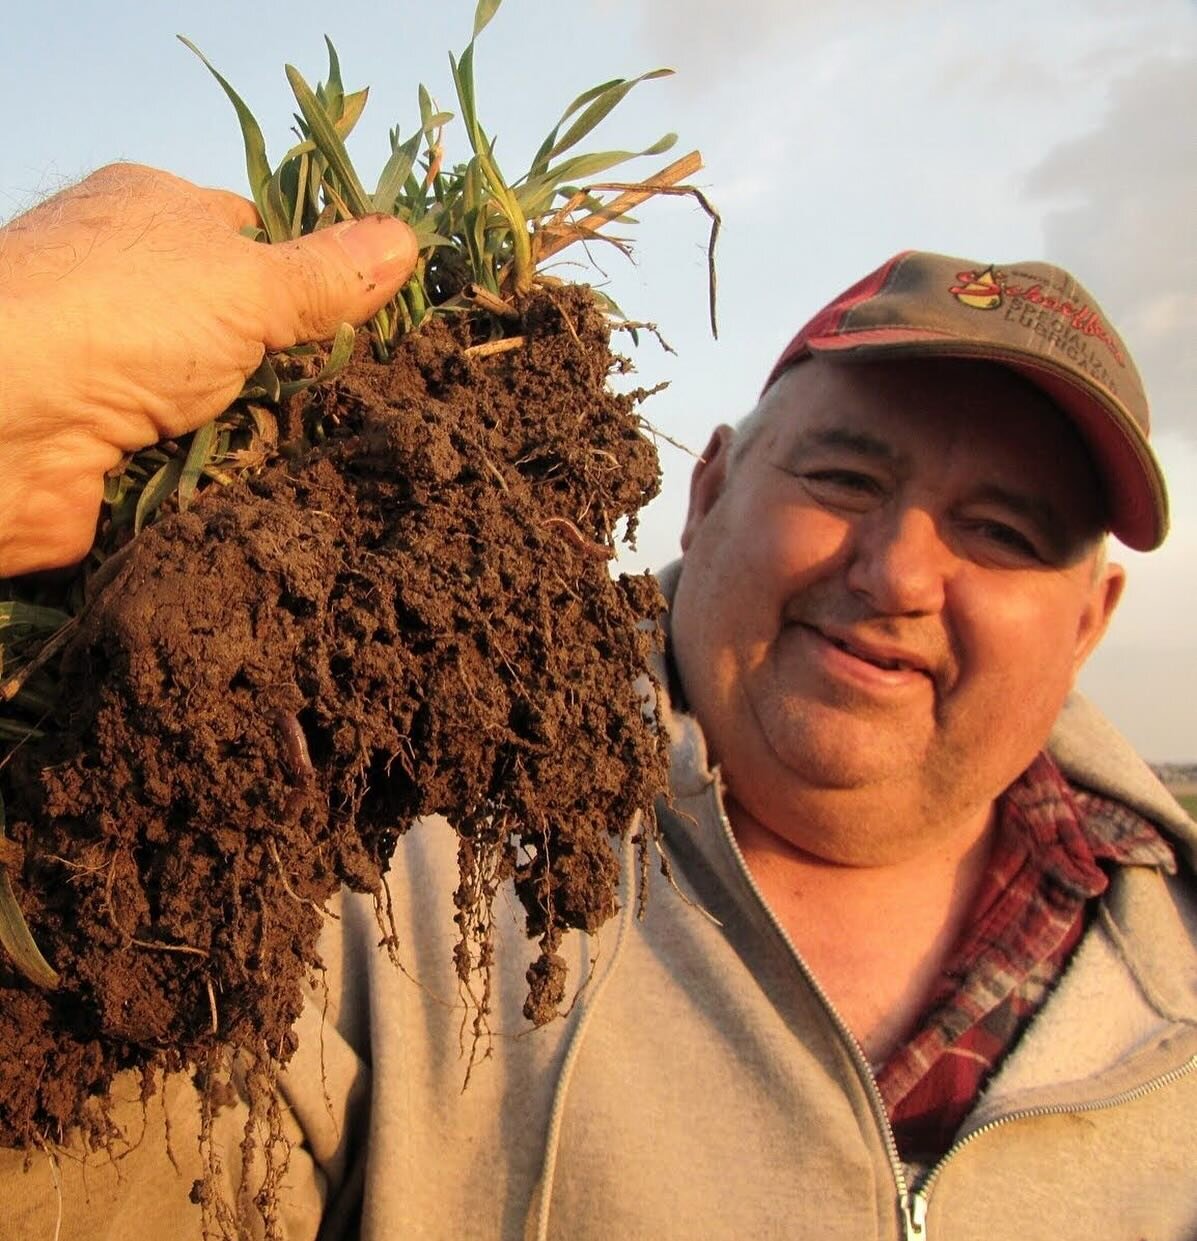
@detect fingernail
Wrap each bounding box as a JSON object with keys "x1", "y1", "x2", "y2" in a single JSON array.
[{"x1": 333, "y1": 215, "x2": 416, "y2": 285}]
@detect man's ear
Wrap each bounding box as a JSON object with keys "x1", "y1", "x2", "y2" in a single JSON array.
[
  {"x1": 680, "y1": 425, "x2": 736, "y2": 551},
  {"x1": 1071, "y1": 558, "x2": 1126, "y2": 676}
]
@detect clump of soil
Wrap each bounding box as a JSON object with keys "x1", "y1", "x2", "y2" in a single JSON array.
[{"x1": 0, "y1": 287, "x2": 669, "y2": 1178}]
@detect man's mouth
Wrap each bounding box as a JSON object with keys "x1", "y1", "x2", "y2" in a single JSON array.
[{"x1": 809, "y1": 626, "x2": 930, "y2": 677}]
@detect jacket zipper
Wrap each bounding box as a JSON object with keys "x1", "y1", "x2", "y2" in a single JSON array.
[
  {"x1": 715, "y1": 798, "x2": 1197, "y2": 1241},
  {"x1": 906, "y1": 1053, "x2": 1197, "y2": 1231},
  {"x1": 715, "y1": 803, "x2": 917, "y2": 1231}
]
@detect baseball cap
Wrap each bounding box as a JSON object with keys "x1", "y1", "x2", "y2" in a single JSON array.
[{"x1": 762, "y1": 250, "x2": 1169, "y2": 551}]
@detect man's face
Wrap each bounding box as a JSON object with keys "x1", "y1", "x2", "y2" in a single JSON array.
[{"x1": 670, "y1": 356, "x2": 1125, "y2": 864}]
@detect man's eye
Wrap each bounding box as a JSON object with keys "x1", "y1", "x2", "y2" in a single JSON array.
[
  {"x1": 971, "y1": 520, "x2": 1041, "y2": 559},
  {"x1": 803, "y1": 469, "x2": 880, "y2": 494}
]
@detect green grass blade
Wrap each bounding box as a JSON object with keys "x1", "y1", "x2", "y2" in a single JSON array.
[
  {"x1": 417, "y1": 83, "x2": 454, "y2": 138},
  {"x1": 476, "y1": 129, "x2": 532, "y2": 288},
  {"x1": 589, "y1": 286, "x2": 632, "y2": 322},
  {"x1": 322, "y1": 35, "x2": 345, "y2": 116},
  {"x1": 291, "y1": 152, "x2": 311, "y2": 236},
  {"x1": 339, "y1": 88, "x2": 370, "y2": 138},
  {"x1": 103, "y1": 470, "x2": 132, "y2": 507},
  {"x1": 308, "y1": 151, "x2": 326, "y2": 219},
  {"x1": 373, "y1": 129, "x2": 423, "y2": 216},
  {"x1": 243, "y1": 354, "x2": 283, "y2": 402},
  {"x1": 0, "y1": 791, "x2": 59, "y2": 990},
  {"x1": 418, "y1": 82, "x2": 435, "y2": 131},
  {"x1": 178, "y1": 36, "x2": 291, "y2": 243},
  {"x1": 266, "y1": 172, "x2": 295, "y2": 243},
  {"x1": 134, "y1": 457, "x2": 186, "y2": 535},
  {"x1": 0, "y1": 603, "x2": 71, "y2": 632},
  {"x1": 473, "y1": 0, "x2": 503, "y2": 38},
  {"x1": 517, "y1": 136, "x2": 678, "y2": 218},
  {"x1": 279, "y1": 322, "x2": 356, "y2": 397},
  {"x1": 286, "y1": 63, "x2": 373, "y2": 218},
  {"x1": 411, "y1": 219, "x2": 452, "y2": 249},
  {"x1": 546, "y1": 71, "x2": 674, "y2": 165},
  {"x1": 0, "y1": 868, "x2": 59, "y2": 989},
  {"x1": 530, "y1": 78, "x2": 623, "y2": 175},
  {"x1": 449, "y1": 49, "x2": 481, "y2": 152},
  {"x1": 461, "y1": 157, "x2": 494, "y2": 291},
  {"x1": 550, "y1": 136, "x2": 677, "y2": 182},
  {"x1": 178, "y1": 421, "x2": 219, "y2": 512}
]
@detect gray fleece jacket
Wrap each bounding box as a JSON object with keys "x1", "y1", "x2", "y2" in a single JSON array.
[{"x1": 4, "y1": 670, "x2": 1196, "y2": 1240}]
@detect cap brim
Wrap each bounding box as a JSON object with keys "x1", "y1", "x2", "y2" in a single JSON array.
[{"x1": 774, "y1": 327, "x2": 1170, "y2": 552}]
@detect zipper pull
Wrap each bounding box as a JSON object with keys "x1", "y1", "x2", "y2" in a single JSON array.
[{"x1": 900, "y1": 1190, "x2": 929, "y2": 1240}]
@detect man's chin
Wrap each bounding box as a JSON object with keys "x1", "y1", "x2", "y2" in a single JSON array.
[{"x1": 756, "y1": 713, "x2": 928, "y2": 793}]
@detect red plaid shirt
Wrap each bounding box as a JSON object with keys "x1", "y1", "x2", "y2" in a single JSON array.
[{"x1": 877, "y1": 751, "x2": 1176, "y2": 1162}]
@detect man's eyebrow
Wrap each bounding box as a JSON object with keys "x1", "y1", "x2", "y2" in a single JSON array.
[
  {"x1": 968, "y1": 484, "x2": 1082, "y2": 558},
  {"x1": 969, "y1": 484, "x2": 1058, "y2": 528},
  {"x1": 788, "y1": 427, "x2": 900, "y2": 461}
]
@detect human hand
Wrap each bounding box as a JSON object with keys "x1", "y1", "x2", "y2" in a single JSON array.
[{"x1": 0, "y1": 162, "x2": 417, "y2": 577}]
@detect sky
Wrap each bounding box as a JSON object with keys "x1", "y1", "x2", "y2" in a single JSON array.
[{"x1": 3, "y1": 0, "x2": 1194, "y2": 759}]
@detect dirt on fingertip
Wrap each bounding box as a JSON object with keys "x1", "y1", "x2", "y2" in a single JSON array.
[{"x1": 0, "y1": 285, "x2": 670, "y2": 1230}]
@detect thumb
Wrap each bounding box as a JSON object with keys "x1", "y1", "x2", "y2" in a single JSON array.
[{"x1": 260, "y1": 215, "x2": 419, "y2": 348}]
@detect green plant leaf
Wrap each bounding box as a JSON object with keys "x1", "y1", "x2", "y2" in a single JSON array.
[
  {"x1": 178, "y1": 421, "x2": 219, "y2": 512},
  {"x1": 0, "y1": 868, "x2": 59, "y2": 989},
  {"x1": 417, "y1": 83, "x2": 454, "y2": 136},
  {"x1": 373, "y1": 129, "x2": 423, "y2": 216},
  {"x1": 411, "y1": 220, "x2": 452, "y2": 250},
  {"x1": 243, "y1": 354, "x2": 283, "y2": 402},
  {"x1": 468, "y1": 124, "x2": 533, "y2": 289},
  {"x1": 286, "y1": 63, "x2": 373, "y2": 218},
  {"x1": 279, "y1": 322, "x2": 356, "y2": 397},
  {"x1": 517, "y1": 135, "x2": 677, "y2": 218},
  {"x1": 322, "y1": 35, "x2": 345, "y2": 117},
  {"x1": 338, "y1": 88, "x2": 370, "y2": 139},
  {"x1": 550, "y1": 135, "x2": 677, "y2": 182},
  {"x1": 473, "y1": 0, "x2": 502, "y2": 38},
  {"x1": 291, "y1": 151, "x2": 311, "y2": 236},
  {"x1": 0, "y1": 792, "x2": 59, "y2": 990},
  {"x1": 0, "y1": 603, "x2": 71, "y2": 632},
  {"x1": 103, "y1": 470, "x2": 131, "y2": 506},
  {"x1": 265, "y1": 170, "x2": 295, "y2": 243},
  {"x1": 179, "y1": 36, "x2": 291, "y2": 243},
  {"x1": 530, "y1": 78, "x2": 623, "y2": 175},
  {"x1": 547, "y1": 70, "x2": 674, "y2": 166},
  {"x1": 449, "y1": 49, "x2": 480, "y2": 152},
  {"x1": 134, "y1": 457, "x2": 186, "y2": 535}
]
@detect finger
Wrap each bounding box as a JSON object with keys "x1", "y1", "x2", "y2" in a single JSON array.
[
  {"x1": 258, "y1": 215, "x2": 419, "y2": 348},
  {"x1": 198, "y1": 186, "x2": 263, "y2": 233}
]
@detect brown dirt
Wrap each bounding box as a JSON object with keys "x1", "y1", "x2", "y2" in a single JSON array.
[{"x1": 0, "y1": 286, "x2": 669, "y2": 1221}]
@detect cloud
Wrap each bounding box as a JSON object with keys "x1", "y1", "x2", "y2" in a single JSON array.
[
  {"x1": 625, "y1": 0, "x2": 933, "y2": 85},
  {"x1": 1024, "y1": 53, "x2": 1197, "y2": 438}
]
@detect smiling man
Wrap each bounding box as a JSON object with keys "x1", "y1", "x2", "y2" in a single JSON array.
[
  {"x1": 653, "y1": 252, "x2": 1195, "y2": 1234},
  {"x1": 672, "y1": 350, "x2": 1129, "y2": 1064}
]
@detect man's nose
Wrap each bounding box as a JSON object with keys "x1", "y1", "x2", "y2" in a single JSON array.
[{"x1": 844, "y1": 505, "x2": 950, "y2": 616}]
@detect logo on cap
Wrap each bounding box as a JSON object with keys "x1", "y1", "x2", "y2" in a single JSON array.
[
  {"x1": 949, "y1": 266, "x2": 1003, "y2": 310},
  {"x1": 948, "y1": 266, "x2": 1125, "y2": 367}
]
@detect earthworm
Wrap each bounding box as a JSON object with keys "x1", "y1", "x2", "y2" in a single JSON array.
[
  {"x1": 541, "y1": 517, "x2": 614, "y2": 561},
  {"x1": 274, "y1": 710, "x2": 314, "y2": 781}
]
